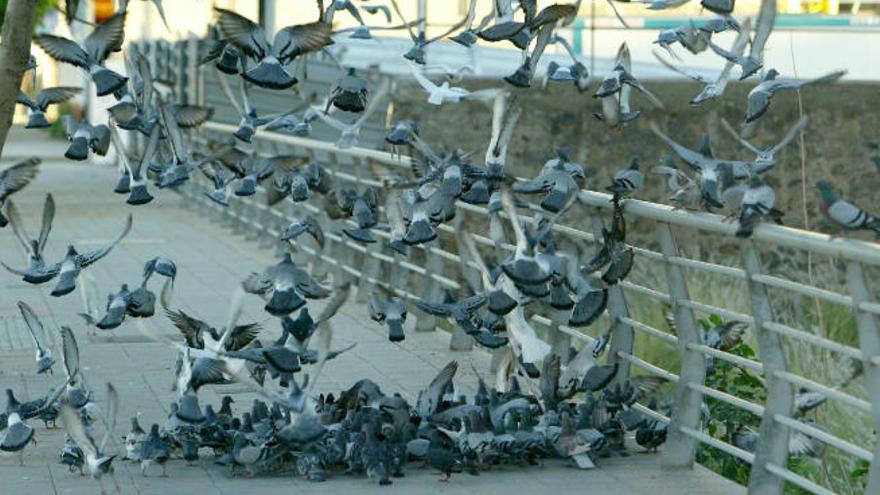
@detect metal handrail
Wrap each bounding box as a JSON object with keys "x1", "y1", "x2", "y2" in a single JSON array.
[{"x1": 142, "y1": 36, "x2": 880, "y2": 495}]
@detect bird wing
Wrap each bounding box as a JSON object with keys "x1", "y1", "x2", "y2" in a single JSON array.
[
  {"x1": 500, "y1": 188, "x2": 527, "y2": 252},
  {"x1": 4, "y1": 201, "x2": 32, "y2": 254},
  {"x1": 354, "y1": 78, "x2": 390, "y2": 129},
  {"x1": 17, "y1": 302, "x2": 48, "y2": 353},
  {"x1": 16, "y1": 91, "x2": 37, "y2": 110},
  {"x1": 715, "y1": 18, "x2": 752, "y2": 86},
  {"x1": 416, "y1": 361, "x2": 458, "y2": 417},
  {"x1": 61, "y1": 325, "x2": 81, "y2": 381},
  {"x1": 215, "y1": 8, "x2": 271, "y2": 59},
  {"x1": 316, "y1": 285, "x2": 351, "y2": 325},
  {"x1": 77, "y1": 214, "x2": 133, "y2": 268},
  {"x1": 415, "y1": 300, "x2": 452, "y2": 317},
  {"x1": 749, "y1": 0, "x2": 777, "y2": 63},
  {"x1": 157, "y1": 95, "x2": 188, "y2": 164},
  {"x1": 36, "y1": 87, "x2": 81, "y2": 111},
  {"x1": 651, "y1": 49, "x2": 707, "y2": 83},
  {"x1": 136, "y1": 124, "x2": 162, "y2": 178},
  {"x1": 273, "y1": 22, "x2": 332, "y2": 62},
  {"x1": 311, "y1": 107, "x2": 349, "y2": 132},
  {"x1": 0, "y1": 158, "x2": 40, "y2": 201},
  {"x1": 165, "y1": 309, "x2": 209, "y2": 348},
  {"x1": 213, "y1": 67, "x2": 243, "y2": 116},
  {"x1": 135, "y1": 53, "x2": 154, "y2": 111},
  {"x1": 630, "y1": 376, "x2": 669, "y2": 403},
  {"x1": 368, "y1": 293, "x2": 386, "y2": 322},
  {"x1": 33, "y1": 35, "x2": 91, "y2": 69},
  {"x1": 36, "y1": 194, "x2": 55, "y2": 256},
  {"x1": 409, "y1": 62, "x2": 439, "y2": 92},
  {"x1": 228, "y1": 323, "x2": 262, "y2": 351},
  {"x1": 174, "y1": 105, "x2": 215, "y2": 128},
  {"x1": 99, "y1": 383, "x2": 119, "y2": 453},
  {"x1": 648, "y1": 123, "x2": 706, "y2": 172},
  {"x1": 768, "y1": 116, "x2": 808, "y2": 155},
  {"x1": 108, "y1": 121, "x2": 136, "y2": 178},
  {"x1": 84, "y1": 12, "x2": 127, "y2": 63},
  {"x1": 719, "y1": 117, "x2": 761, "y2": 154},
  {"x1": 60, "y1": 405, "x2": 98, "y2": 461}
]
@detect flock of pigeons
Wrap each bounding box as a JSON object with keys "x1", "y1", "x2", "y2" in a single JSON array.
[{"x1": 0, "y1": 0, "x2": 876, "y2": 492}]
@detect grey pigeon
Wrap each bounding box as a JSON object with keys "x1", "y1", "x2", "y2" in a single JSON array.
[
  {"x1": 215, "y1": 8, "x2": 330, "y2": 89},
  {"x1": 608, "y1": 156, "x2": 643, "y2": 200},
  {"x1": 61, "y1": 116, "x2": 110, "y2": 161},
  {"x1": 16, "y1": 87, "x2": 81, "y2": 128},
  {"x1": 34, "y1": 13, "x2": 128, "y2": 96},
  {"x1": 736, "y1": 175, "x2": 776, "y2": 238},
  {"x1": 369, "y1": 292, "x2": 408, "y2": 342},
  {"x1": 243, "y1": 253, "x2": 330, "y2": 316},
  {"x1": 0, "y1": 158, "x2": 40, "y2": 228},
  {"x1": 745, "y1": 69, "x2": 845, "y2": 123},
  {"x1": 816, "y1": 180, "x2": 880, "y2": 238},
  {"x1": 17, "y1": 302, "x2": 56, "y2": 374},
  {"x1": 40, "y1": 214, "x2": 133, "y2": 297},
  {"x1": 3, "y1": 194, "x2": 53, "y2": 279}
]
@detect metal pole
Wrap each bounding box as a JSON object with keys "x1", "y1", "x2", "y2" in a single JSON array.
[
  {"x1": 590, "y1": 0, "x2": 596, "y2": 76},
  {"x1": 417, "y1": 0, "x2": 427, "y2": 33}
]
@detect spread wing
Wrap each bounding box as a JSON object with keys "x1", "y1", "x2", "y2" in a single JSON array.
[
  {"x1": 36, "y1": 87, "x2": 81, "y2": 111},
  {"x1": 84, "y1": 12, "x2": 127, "y2": 63},
  {"x1": 60, "y1": 405, "x2": 98, "y2": 461},
  {"x1": 750, "y1": 0, "x2": 777, "y2": 63},
  {"x1": 61, "y1": 325, "x2": 81, "y2": 381},
  {"x1": 0, "y1": 158, "x2": 40, "y2": 201},
  {"x1": 227, "y1": 323, "x2": 262, "y2": 351},
  {"x1": 4, "y1": 201, "x2": 31, "y2": 254},
  {"x1": 316, "y1": 285, "x2": 351, "y2": 325},
  {"x1": 174, "y1": 105, "x2": 215, "y2": 128},
  {"x1": 34, "y1": 34, "x2": 91, "y2": 69},
  {"x1": 18, "y1": 301, "x2": 49, "y2": 353},
  {"x1": 77, "y1": 214, "x2": 133, "y2": 268},
  {"x1": 273, "y1": 22, "x2": 332, "y2": 62},
  {"x1": 215, "y1": 8, "x2": 270, "y2": 59},
  {"x1": 165, "y1": 309, "x2": 210, "y2": 348},
  {"x1": 99, "y1": 382, "x2": 119, "y2": 453},
  {"x1": 769, "y1": 116, "x2": 808, "y2": 155},
  {"x1": 37, "y1": 194, "x2": 55, "y2": 256}
]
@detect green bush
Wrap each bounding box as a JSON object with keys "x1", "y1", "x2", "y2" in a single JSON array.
[{"x1": 0, "y1": 0, "x2": 58, "y2": 31}]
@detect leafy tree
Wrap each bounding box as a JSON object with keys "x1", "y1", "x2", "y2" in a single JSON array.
[{"x1": 0, "y1": 0, "x2": 56, "y2": 31}]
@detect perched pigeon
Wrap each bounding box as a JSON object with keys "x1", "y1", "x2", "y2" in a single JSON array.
[{"x1": 815, "y1": 180, "x2": 880, "y2": 238}]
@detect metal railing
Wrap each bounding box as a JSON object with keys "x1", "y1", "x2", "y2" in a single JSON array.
[{"x1": 138, "y1": 38, "x2": 880, "y2": 495}]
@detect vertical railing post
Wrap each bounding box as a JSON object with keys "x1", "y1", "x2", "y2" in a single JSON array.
[
  {"x1": 589, "y1": 213, "x2": 633, "y2": 384},
  {"x1": 186, "y1": 35, "x2": 199, "y2": 104},
  {"x1": 742, "y1": 241, "x2": 793, "y2": 495},
  {"x1": 356, "y1": 242, "x2": 381, "y2": 303},
  {"x1": 546, "y1": 305, "x2": 572, "y2": 364},
  {"x1": 846, "y1": 262, "x2": 880, "y2": 494},
  {"x1": 417, "y1": 251, "x2": 444, "y2": 332},
  {"x1": 656, "y1": 222, "x2": 706, "y2": 470}
]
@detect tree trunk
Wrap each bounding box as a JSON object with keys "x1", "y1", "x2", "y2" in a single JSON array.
[{"x1": 0, "y1": 0, "x2": 38, "y2": 159}]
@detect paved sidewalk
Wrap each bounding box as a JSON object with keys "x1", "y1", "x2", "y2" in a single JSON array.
[{"x1": 0, "y1": 152, "x2": 744, "y2": 494}]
